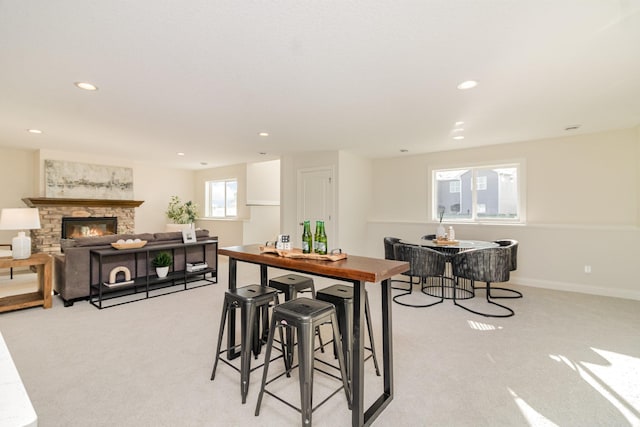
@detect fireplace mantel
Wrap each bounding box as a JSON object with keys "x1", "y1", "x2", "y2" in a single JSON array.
[{"x1": 22, "y1": 198, "x2": 144, "y2": 208}]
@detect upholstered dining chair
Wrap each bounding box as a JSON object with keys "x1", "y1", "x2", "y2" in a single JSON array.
[
  {"x1": 392, "y1": 242, "x2": 446, "y2": 308},
  {"x1": 494, "y1": 239, "x2": 519, "y2": 271},
  {"x1": 383, "y1": 237, "x2": 419, "y2": 288},
  {"x1": 451, "y1": 246, "x2": 517, "y2": 317}
]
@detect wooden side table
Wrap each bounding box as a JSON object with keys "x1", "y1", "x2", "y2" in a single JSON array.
[{"x1": 0, "y1": 253, "x2": 52, "y2": 313}]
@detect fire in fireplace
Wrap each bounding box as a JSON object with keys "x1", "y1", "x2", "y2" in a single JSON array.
[{"x1": 61, "y1": 217, "x2": 118, "y2": 239}]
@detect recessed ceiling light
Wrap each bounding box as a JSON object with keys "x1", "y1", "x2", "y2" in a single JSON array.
[
  {"x1": 200, "y1": 162, "x2": 208, "y2": 166},
  {"x1": 452, "y1": 128, "x2": 464, "y2": 133},
  {"x1": 400, "y1": 149, "x2": 409, "y2": 153},
  {"x1": 27, "y1": 129, "x2": 43, "y2": 134},
  {"x1": 177, "y1": 152, "x2": 185, "y2": 156},
  {"x1": 259, "y1": 152, "x2": 267, "y2": 155},
  {"x1": 74, "y1": 82, "x2": 98, "y2": 91},
  {"x1": 258, "y1": 132, "x2": 269, "y2": 137},
  {"x1": 457, "y1": 80, "x2": 478, "y2": 90},
  {"x1": 455, "y1": 121, "x2": 465, "y2": 126},
  {"x1": 565, "y1": 125, "x2": 581, "y2": 131},
  {"x1": 453, "y1": 135, "x2": 465, "y2": 140}
]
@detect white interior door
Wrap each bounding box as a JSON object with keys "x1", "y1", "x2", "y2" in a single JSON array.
[{"x1": 297, "y1": 167, "x2": 335, "y2": 249}]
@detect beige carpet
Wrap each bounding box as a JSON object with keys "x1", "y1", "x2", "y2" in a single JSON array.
[{"x1": 1, "y1": 261, "x2": 639, "y2": 427}]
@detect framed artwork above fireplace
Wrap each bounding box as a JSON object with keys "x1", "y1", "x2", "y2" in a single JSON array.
[{"x1": 44, "y1": 160, "x2": 133, "y2": 199}]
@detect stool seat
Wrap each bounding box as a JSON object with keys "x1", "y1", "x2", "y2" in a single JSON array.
[
  {"x1": 210, "y1": 284, "x2": 280, "y2": 404},
  {"x1": 255, "y1": 298, "x2": 351, "y2": 426},
  {"x1": 268, "y1": 273, "x2": 315, "y2": 299},
  {"x1": 272, "y1": 297, "x2": 334, "y2": 321},
  {"x1": 228, "y1": 284, "x2": 280, "y2": 302}
]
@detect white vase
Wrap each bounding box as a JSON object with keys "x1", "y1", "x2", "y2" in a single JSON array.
[
  {"x1": 436, "y1": 224, "x2": 446, "y2": 239},
  {"x1": 156, "y1": 266, "x2": 169, "y2": 278},
  {"x1": 165, "y1": 223, "x2": 193, "y2": 232}
]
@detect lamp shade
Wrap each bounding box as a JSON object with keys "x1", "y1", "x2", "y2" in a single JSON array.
[
  {"x1": 0, "y1": 208, "x2": 41, "y2": 259},
  {"x1": 0, "y1": 208, "x2": 41, "y2": 230}
]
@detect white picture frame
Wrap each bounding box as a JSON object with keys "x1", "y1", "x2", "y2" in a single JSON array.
[{"x1": 182, "y1": 228, "x2": 196, "y2": 244}]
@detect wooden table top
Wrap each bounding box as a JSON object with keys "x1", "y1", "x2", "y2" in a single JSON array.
[
  {"x1": 0, "y1": 252, "x2": 51, "y2": 267},
  {"x1": 219, "y1": 244, "x2": 409, "y2": 283}
]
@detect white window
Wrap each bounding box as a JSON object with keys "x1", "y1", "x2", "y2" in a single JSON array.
[
  {"x1": 476, "y1": 176, "x2": 487, "y2": 191},
  {"x1": 205, "y1": 179, "x2": 238, "y2": 218},
  {"x1": 432, "y1": 163, "x2": 522, "y2": 222}
]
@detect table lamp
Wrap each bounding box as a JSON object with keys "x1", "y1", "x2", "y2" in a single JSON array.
[{"x1": 0, "y1": 208, "x2": 41, "y2": 259}]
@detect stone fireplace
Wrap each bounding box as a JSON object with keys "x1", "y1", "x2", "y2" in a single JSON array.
[{"x1": 22, "y1": 198, "x2": 144, "y2": 254}]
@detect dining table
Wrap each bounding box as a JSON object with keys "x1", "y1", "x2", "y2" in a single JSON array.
[
  {"x1": 218, "y1": 244, "x2": 409, "y2": 427},
  {"x1": 399, "y1": 238, "x2": 499, "y2": 299}
]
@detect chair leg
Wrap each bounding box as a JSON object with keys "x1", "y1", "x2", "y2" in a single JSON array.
[
  {"x1": 310, "y1": 284, "x2": 325, "y2": 353},
  {"x1": 485, "y1": 283, "x2": 523, "y2": 299},
  {"x1": 391, "y1": 274, "x2": 420, "y2": 291},
  {"x1": 255, "y1": 314, "x2": 278, "y2": 416},
  {"x1": 454, "y1": 280, "x2": 515, "y2": 318},
  {"x1": 298, "y1": 323, "x2": 315, "y2": 426},
  {"x1": 393, "y1": 275, "x2": 444, "y2": 308},
  {"x1": 211, "y1": 299, "x2": 229, "y2": 381},
  {"x1": 240, "y1": 302, "x2": 257, "y2": 404},
  {"x1": 330, "y1": 312, "x2": 352, "y2": 408}
]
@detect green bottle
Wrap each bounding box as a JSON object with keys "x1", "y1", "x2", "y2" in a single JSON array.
[
  {"x1": 302, "y1": 220, "x2": 312, "y2": 253},
  {"x1": 317, "y1": 221, "x2": 327, "y2": 255},
  {"x1": 313, "y1": 220, "x2": 320, "y2": 253}
]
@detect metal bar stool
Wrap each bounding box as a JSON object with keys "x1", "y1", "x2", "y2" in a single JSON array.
[
  {"x1": 210, "y1": 284, "x2": 281, "y2": 404},
  {"x1": 255, "y1": 297, "x2": 351, "y2": 426},
  {"x1": 268, "y1": 274, "x2": 325, "y2": 371},
  {"x1": 315, "y1": 284, "x2": 380, "y2": 384}
]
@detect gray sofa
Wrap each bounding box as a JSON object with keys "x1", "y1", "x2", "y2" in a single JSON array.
[{"x1": 53, "y1": 229, "x2": 217, "y2": 306}]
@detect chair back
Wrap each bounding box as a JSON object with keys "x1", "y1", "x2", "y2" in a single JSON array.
[
  {"x1": 451, "y1": 247, "x2": 511, "y2": 283},
  {"x1": 383, "y1": 237, "x2": 401, "y2": 260},
  {"x1": 494, "y1": 239, "x2": 518, "y2": 271},
  {"x1": 393, "y1": 243, "x2": 446, "y2": 278}
]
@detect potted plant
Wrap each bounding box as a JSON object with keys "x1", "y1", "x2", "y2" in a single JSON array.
[
  {"x1": 165, "y1": 196, "x2": 198, "y2": 231},
  {"x1": 152, "y1": 251, "x2": 173, "y2": 278}
]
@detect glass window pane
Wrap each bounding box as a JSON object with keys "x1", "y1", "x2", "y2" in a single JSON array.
[
  {"x1": 209, "y1": 181, "x2": 225, "y2": 217},
  {"x1": 434, "y1": 169, "x2": 471, "y2": 220},
  {"x1": 226, "y1": 180, "x2": 237, "y2": 216},
  {"x1": 475, "y1": 167, "x2": 518, "y2": 220},
  {"x1": 433, "y1": 165, "x2": 520, "y2": 222}
]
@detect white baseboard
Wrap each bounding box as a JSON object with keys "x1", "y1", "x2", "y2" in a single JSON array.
[{"x1": 511, "y1": 276, "x2": 640, "y2": 301}]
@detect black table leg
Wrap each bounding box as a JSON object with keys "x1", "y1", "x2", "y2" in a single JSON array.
[
  {"x1": 226, "y1": 258, "x2": 240, "y2": 359},
  {"x1": 352, "y1": 279, "x2": 365, "y2": 426}
]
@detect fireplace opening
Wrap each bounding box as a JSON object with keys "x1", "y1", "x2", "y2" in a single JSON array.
[{"x1": 61, "y1": 217, "x2": 118, "y2": 239}]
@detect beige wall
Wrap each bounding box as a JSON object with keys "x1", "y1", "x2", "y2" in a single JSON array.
[
  {"x1": 366, "y1": 127, "x2": 640, "y2": 300},
  {"x1": 338, "y1": 151, "x2": 373, "y2": 255},
  {"x1": 0, "y1": 148, "x2": 196, "y2": 237},
  {"x1": 4, "y1": 126, "x2": 639, "y2": 300},
  {"x1": 194, "y1": 162, "x2": 280, "y2": 247},
  {"x1": 0, "y1": 147, "x2": 37, "y2": 242}
]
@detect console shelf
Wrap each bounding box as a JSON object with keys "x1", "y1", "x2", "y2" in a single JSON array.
[{"x1": 89, "y1": 239, "x2": 217, "y2": 309}]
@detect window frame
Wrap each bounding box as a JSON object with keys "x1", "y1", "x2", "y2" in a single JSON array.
[
  {"x1": 205, "y1": 178, "x2": 238, "y2": 218},
  {"x1": 429, "y1": 160, "x2": 526, "y2": 224}
]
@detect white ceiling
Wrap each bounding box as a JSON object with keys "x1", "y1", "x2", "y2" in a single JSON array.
[{"x1": 1, "y1": 1, "x2": 639, "y2": 169}]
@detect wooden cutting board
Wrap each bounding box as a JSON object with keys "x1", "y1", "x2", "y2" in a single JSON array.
[
  {"x1": 259, "y1": 246, "x2": 347, "y2": 261},
  {"x1": 432, "y1": 239, "x2": 459, "y2": 246}
]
